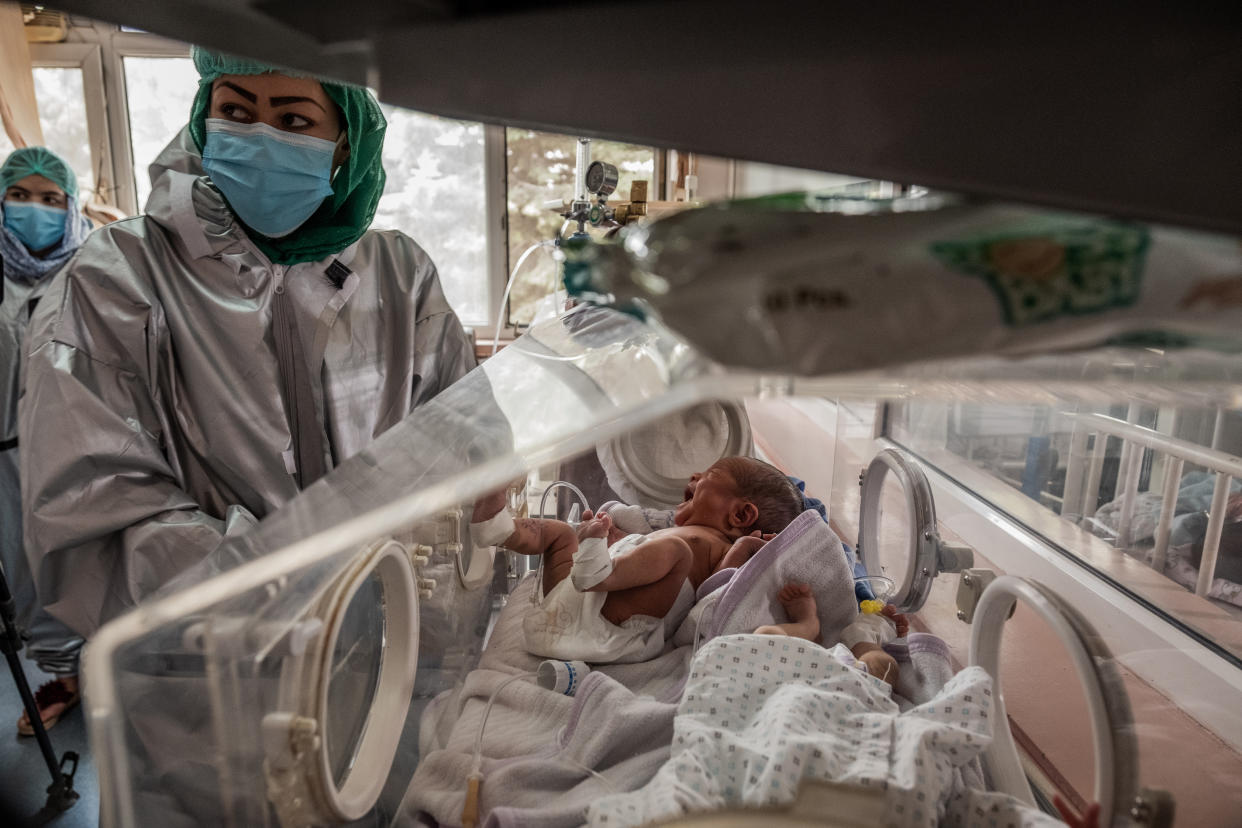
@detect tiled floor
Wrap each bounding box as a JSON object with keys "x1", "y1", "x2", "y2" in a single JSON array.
[{"x1": 0, "y1": 658, "x2": 97, "y2": 827}]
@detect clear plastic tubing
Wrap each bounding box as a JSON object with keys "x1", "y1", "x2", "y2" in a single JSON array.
[
  {"x1": 530, "y1": 481, "x2": 592, "y2": 596},
  {"x1": 491, "y1": 240, "x2": 556, "y2": 356},
  {"x1": 538, "y1": 480, "x2": 591, "y2": 523}
]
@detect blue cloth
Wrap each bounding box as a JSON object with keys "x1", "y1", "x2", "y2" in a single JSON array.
[
  {"x1": 0, "y1": 195, "x2": 91, "y2": 284},
  {"x1": 4, "y1": 202, "x2": 67, "y2": 251},
  {"x1": 788, "y1": 476, "x2": 875, "y2": 603},
  {"x1": 201, "y1": 119, "x2": 337, "y2": 239}
]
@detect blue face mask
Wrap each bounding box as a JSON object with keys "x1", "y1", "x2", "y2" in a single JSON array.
[
  {"x1": 201, "y1": 119, "x2": 338, "y2": 239},
  {"x1": 3, "y1": 201, "x2": 67, "y2": 252}
]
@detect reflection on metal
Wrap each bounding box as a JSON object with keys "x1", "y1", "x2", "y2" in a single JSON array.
[
  {"x1": 1063, "y1": 412, "x2": 1242, "y2": 592},
  {"x1": 969, "y1": 576, "x2": 1139, "y2": 823},
  {"x1": 1130, "y1": 787, "x2": 1176, "y2": 828}
]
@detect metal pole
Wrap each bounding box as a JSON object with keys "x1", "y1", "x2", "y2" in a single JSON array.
[{"x1": 0, "y1": 563, "x2": 69, "y2": 789}]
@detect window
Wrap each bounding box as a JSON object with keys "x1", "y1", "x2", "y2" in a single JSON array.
[
  {"x1": 0, "y1": 67, "x2": 93, "y2": 197},
  {"x1": 888, "y1": 399, "x2": 1242, "y2": 662},
  {"x1": 373, "y1": 107, "x2": 490, "y2": 327},
  {"x1": 30, "y1": 66, "x2": 94, "y2": 197},
  {"x1": 122, "y1": 56, "x2": 198, "y2": 209},
  {"x1": 505, "y1": 129, "x2": 655, "y2": 326}
]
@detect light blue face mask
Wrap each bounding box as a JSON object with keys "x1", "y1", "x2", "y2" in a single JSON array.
[
  {"x1": 201, "y1": 119, "x2": 338, "y2": 239},
  {"x1": 3, "y1": 201, "x2": 67, "y2": 252}
]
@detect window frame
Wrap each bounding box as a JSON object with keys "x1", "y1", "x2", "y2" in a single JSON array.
[
  {"x1": 24, "y1": 21, "x2": 681, "y2": 339},
  {"x1": 106, "y1": 30, "x2": 193, "y2": 216},
  {"x1": 26, "y1": 42, "x2": 110, "y2": 206}
]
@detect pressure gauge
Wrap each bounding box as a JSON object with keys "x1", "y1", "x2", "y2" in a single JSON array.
[{"x1": 585, "y1": 160, "x2": 619, "y2": 197}]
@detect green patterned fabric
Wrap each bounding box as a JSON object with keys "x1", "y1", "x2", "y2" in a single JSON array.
[
  {"x1": 931, "y1": 220, "x2": 1150, "y2": 326},
  {"x1": 188, "y1": 47, "x2": 387, "y2": 265}
]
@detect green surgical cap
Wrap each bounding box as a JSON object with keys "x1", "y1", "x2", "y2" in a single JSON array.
[
  {"x1": 0, "y1": 146, "x2": 78, "y2": 200},
  {"x1": 188, "y1": 46, "x2": 387, "y2": 265}
]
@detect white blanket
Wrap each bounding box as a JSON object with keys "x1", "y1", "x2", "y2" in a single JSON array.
[{"x1": 590, "y1": 635, "x2": 1063, "y2": 828}]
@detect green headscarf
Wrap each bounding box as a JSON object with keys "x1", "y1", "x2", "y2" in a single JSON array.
[
  {"x1": 188, "y1": 47, "x2": 387, "y2": 265},
  {"x1": 0, "y1": 146, "x2": 78, "y2": 200}
]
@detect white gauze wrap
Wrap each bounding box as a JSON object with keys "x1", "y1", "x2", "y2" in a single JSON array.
[
  {"x1": 570, "y1": 537, "x2": 614, "y2": 591},
  {"x1": 470, "y1": 510, "x2": 516, "y2": 548}
]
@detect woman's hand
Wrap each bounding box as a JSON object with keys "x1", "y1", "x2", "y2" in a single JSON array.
[
  {"x1": 472, "y1": 486, "x2": 509, "y2": 523},
  {"x1": 576, "y1": 512, "x2": 612, "y2": 542}
]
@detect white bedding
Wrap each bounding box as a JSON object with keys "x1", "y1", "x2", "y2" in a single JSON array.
[
  {"x1": 397, "y1": 512, "x2": 1035, "y2": 827},
  {"x1": 398, "y1": 576, "x2": 692, "y2": 828},
  {"x1": 590, "y1": 635, "x2": 1064, "y2": 828}
]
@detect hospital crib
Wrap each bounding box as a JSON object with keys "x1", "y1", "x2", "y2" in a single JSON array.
[{"x1": 77, "y1": 286, "x2": 1240, "y2": 827}]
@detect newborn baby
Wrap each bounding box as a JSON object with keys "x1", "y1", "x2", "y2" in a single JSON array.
[{"x1": 473, "y1": 457, "x2": 804, "y2": 663}]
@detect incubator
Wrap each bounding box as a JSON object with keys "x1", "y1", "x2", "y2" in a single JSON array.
[{"x1": 78, "y1": 181, "x2": 1242, "y2": 826}]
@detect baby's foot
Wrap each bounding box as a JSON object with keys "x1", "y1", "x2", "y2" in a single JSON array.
[
  {"x1": 754, "y1": 583, "x2": 820, "y2": 643},
  {"x1": 778, "y1": 583, "x2": 818, "y2": 625}
]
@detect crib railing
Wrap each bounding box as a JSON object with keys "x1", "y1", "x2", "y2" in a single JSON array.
[{"x1": 1062, "y1": 412, "x2": 1242, "y2": 596}]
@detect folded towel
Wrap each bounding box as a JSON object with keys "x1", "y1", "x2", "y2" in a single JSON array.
[{"x1": 697, "y1": 510, "x2": 859, "y2": 646}]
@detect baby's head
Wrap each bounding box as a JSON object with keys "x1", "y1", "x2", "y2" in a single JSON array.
[{"x1": 675, "y1": 456, "x2": 804, "y2": 539}]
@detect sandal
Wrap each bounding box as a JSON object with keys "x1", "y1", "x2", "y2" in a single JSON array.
[{"x1": 17, "y1": 678, "x2": 80, "y2": 737}]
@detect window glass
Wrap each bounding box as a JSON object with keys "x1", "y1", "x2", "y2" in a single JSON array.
[
  {"x1": 732, "y1": 161, "x2": 867, "y2": 198},
  {"x1": 373, "y1": 106, "x2": 489, "y2": 327},
  {"x1": 505, "y1": 129, "x2": 654, "y2": 326},
  {"x1": 2, "y1": 68, "x2": 95, "y2": 199},
  {"x1": 123, "y1": 56, "x2": 199, "y2": 209},
  {"x1": 888, "y1": 400, "x2": 1242, "y2": 661}
]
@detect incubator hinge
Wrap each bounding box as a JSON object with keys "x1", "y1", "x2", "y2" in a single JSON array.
[
  {"x1": 262, "y1": 712, "x2": 322, "y2": 828},
  {"x1": 956, "y1": 568, "x2": 999, "y2": 624},
  {"x1": 1130, "y1": 788, "x2": 1175, "y2": 827},
  {"x1": 936, "y1": 539, "x2": 974, "y2": 573}
]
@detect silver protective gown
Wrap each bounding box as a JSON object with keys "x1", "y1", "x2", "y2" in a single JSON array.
[
  {"x1": 18, "y1": 129, "x2": 476, "y2": 638},
  {"x1": 3, "y1": 275, "x2": 82, "y2": 674}
]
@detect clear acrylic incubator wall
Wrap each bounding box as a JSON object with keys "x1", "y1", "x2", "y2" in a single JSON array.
[{"x1": 82, "y1": 193, "x2": 1242, "y2": 828}]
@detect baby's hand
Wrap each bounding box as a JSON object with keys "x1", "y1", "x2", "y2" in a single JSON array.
[
  {"x1": 581, "y1": 509, "x2": 627, "y2": 545},
  {"x1": 880, "y1": 604, "x2": 909, "y2": 638},
  {"x1": 576, "y1": 512, "x2": 612, "y2": 542}
]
